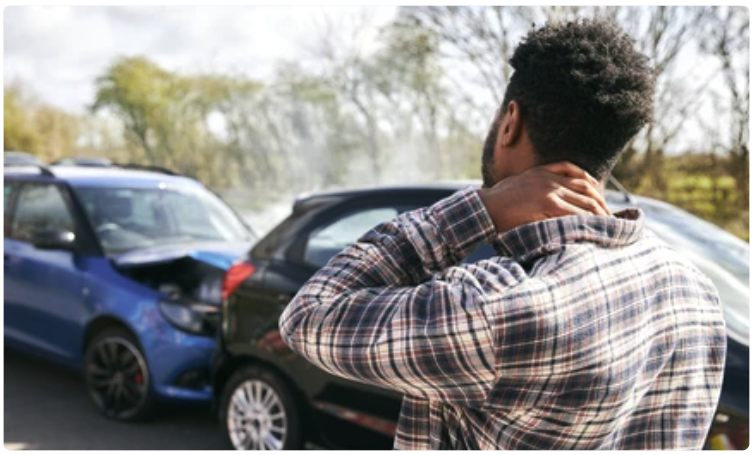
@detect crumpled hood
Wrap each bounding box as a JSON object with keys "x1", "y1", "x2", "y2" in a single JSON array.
[{"x1": 112, "y1": 241, "x2": 252, "y2": 270}]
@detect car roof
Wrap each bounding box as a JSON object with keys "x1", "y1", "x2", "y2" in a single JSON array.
[
  {"x1": 4, "y1": 151, "x2": 36, "y2": 157},
  {"x1": 54, "y1": 156, "x2": 113, "y2": 165},
  {"x1": 293, "y1": 181, "x2": 481, "y2": 212},
  {"x1": 3, "y1": 165, "x2": 200, "y2": 189},
  {"x1": 4, "y1": 151, "x2": 43, "y2": 164},
  {"x1": 293, "y1": 180, "x2": 644, "y2": 208}
]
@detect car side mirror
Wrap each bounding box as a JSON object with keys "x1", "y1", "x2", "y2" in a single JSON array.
[{"x1": 31, "y1": 228, "x2": 77, "y2": 252}]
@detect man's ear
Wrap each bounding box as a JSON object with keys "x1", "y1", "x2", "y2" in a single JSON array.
[{"x1": 500, "y1": 100, "x2": 523, "y2": 147}]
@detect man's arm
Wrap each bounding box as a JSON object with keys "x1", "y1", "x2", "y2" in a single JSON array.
[
  {"x1": 279, "y1": 163, "x2": 606, "y2": 405},
  {"x1": 280, "y1": 187, "x2": 501, "y2": 406}
]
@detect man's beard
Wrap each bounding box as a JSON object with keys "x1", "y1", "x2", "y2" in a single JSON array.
[{"x1": 481, "y1": 117, "x2": 501, "y2": 189}]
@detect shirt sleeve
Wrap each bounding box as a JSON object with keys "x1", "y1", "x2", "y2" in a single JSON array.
[{"x1": 279, "y1": 187, "x2": 522, "y2": 406}]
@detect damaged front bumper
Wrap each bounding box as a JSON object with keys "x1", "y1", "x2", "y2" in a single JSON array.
[{"x1": 143, "y1": 322, "x2": 217, "y2": 402}]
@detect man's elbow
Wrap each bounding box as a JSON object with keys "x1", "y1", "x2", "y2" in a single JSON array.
[
  {"x1": 278, "y1": 292, "x2": 316, "y2": 347},
  {"x1": 278, "y1": 301, "x2": 299, "y2": 349}
]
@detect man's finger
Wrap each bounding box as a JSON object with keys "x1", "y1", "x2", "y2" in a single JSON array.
[
  {"x1": 557, "y1": 188, "x2": 609, "y2": 216},
  {"x1": 554, "y1": 175, "x2": 611, "y2": 215},
  {"x1": 552, "y1": 195, "x2": 593, "y2": 217},
  {"x1": 541, "y1": 161, "x2": 599, "y2": 186}
]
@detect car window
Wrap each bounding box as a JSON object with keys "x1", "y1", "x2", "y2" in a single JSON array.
[
  {"x1": 304, "y1": 207, "x2": 399, "y2": 267},
  {"x1": 130, "y1": 194, "x2": 158, "y2": 227},
  {"x1": 302, "y1": 205, "x2": 499, "y2": 269},
  {"x1": 4, "y1": 182, "x2": 14, "y2": 207},
  {"x1": 167, "y1": 191, "x2": 229, "y2": 238},
  {"x1": 4, "y1": 182, "x2": 16, "y2": 237},
  {"x1": 73, "y1": 186, "x2": 253, "y2": 254},
  {"x1": 11, "y1": 184, "x2": 75, "y2": 242}
]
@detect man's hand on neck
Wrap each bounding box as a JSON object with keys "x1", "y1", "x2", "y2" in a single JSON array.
[{"x1": 478, "y1": 161, "x2": 610, "y2": 234}]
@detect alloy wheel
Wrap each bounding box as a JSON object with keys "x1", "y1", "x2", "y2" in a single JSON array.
[
  {"x1": 85, "y1": 337, "x2": 149, "y2": 420},
  {"x1": 227, "y1": 379, "x2": 288, "y2": 450}
]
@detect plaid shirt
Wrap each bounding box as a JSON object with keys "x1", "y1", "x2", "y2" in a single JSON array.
[{"x1": 280, "y1": 187, "x2": 727, "y2": 450}]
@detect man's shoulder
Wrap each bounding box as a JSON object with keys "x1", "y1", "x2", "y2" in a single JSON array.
[
  {"x1": 537, "y1": 228, "x2": 717, "y2": 292},
  {"x1": 630, "y1": 230, "x2": 723, "y2": 305},
  {"x1": 637, "y1": 230, "x2": 713, "y2": 275}
]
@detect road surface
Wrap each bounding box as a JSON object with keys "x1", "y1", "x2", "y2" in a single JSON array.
[{"x1": 3, "y1": 347, "x2": 226, "y2": 450}]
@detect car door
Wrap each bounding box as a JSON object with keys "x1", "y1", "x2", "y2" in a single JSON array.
[
  {"x1": 3, "y1": 181, "x2": 85, "y2": 362},
  {"x1": 4, "y1": 179, "x2": 24, "y2": 345},
  {"x1": 286, "y1": 197, "x2": 496, "y2": 446},
  {"x1": 294, "y1": 204, "x2": 413, "y2": 444}
]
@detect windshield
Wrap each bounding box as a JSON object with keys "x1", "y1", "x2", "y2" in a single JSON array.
[{"x1": 75, "y1": 186, "x2": 256, "y2": 254}]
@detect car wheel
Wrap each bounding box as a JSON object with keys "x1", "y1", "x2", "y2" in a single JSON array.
[
  {"x1": 220, "y1": 365, "x2": 302, "y2": 450},
  {"x1": 83, "y1": 327, "x2": 153, "y2": 421}
]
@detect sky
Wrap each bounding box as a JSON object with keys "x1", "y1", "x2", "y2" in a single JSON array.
[{"x1": 3, "y1": 5, "x2": 398, "y2": 113}]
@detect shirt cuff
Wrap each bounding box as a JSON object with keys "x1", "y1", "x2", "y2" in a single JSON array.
[{"x1": 430, "y1": 186, "x2": 497, "y2": 260}]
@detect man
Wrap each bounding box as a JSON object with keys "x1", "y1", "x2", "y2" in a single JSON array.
[{"x1": 280, "y1": 19, "x2": 726, "y2": 450}]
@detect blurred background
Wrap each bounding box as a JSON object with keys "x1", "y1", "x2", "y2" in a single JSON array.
[
  {"x1": 2, "y1": 6, "x2": 750, "y2": 451},
  {"x1": 3, "y1": 5, "x2": 749, "y2": 238}
]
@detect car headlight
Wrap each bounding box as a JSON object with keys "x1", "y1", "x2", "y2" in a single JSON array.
[{"x1": 159, "y1": 301, "x2": 218, "y2": 336}]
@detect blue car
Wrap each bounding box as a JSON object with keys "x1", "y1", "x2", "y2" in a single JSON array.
[{"x1": 3, "y1": 164, "x2": 256, "y2": 421}]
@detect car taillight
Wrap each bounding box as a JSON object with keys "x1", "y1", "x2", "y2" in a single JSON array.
[{"x1": 222, "y1": 262, "x2": 256, "y2": 300}]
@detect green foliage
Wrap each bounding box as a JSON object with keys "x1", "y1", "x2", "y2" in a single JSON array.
[
  {"x1": 3, "y1": 83, "x2": 82, "y2": 161},
  {"x1": 4, "y1": 85, "x2": 42, "y2": 153},
  {"x1": 623, "y1": 153, "x2": 750, "y2": 241},
  {"x1": 91, "y1": 57, "x2": 264, "y2": 188},
  {"x1": 91, "y1": 57, "x2": 175, "y2": 158}
]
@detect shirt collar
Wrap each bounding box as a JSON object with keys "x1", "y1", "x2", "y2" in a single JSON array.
[{"x1": 490, "y1": 209, "x2": 645, "y2": 263}]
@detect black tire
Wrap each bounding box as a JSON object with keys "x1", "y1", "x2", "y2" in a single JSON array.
[
  {"x1": 219, "y1": 365, "x2": 303, "y2": 450},
  {"x1": 83, "y1": 326, "x2": 154, "y2": 421}
]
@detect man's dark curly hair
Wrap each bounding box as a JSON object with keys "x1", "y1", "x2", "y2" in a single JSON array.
[{"x1": 502, "y1": 19, "x2": 655, "y2": 179}]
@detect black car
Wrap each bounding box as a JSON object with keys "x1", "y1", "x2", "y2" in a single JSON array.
[{"x1": 214, "y1": 183, "x2": 749, "y2": 450}]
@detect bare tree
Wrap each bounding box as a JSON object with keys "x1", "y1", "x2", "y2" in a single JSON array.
[
  {"x1": 393, "y1": 7, "x2": 718, "y2": 195},
  {"x1": 301, "y1": 10, "x2": 388, "y2": 181},
  {"x1": 698, "y1": 6, "x2": 749, "y2": 208},
  {"x1": 586, "y1": 7, "x2": 710, "y2": 193},
  {"x1": 394, "y1": 6, "x2": 539, "y2": 128},
  {"x1": 639, "y1": 8, "x2": 705, "y2": 193}
]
